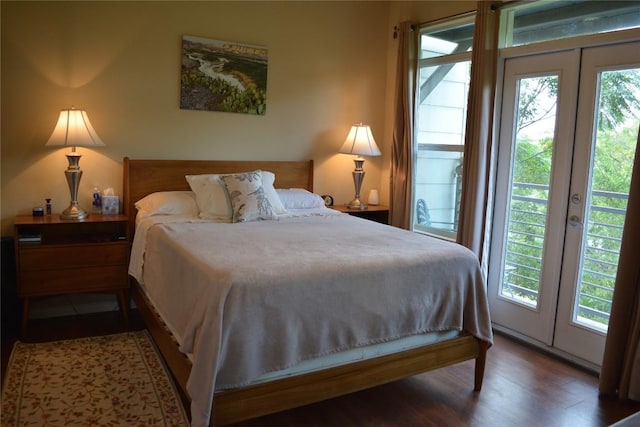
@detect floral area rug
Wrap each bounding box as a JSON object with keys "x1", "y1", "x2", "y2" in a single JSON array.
[{"x1": 1, "y1": 331, "x2": 189, "y2": 426}]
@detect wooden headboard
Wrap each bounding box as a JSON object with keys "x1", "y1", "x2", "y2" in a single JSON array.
[{"x1": 123, "y1": 158, "x2": 314, "y2": 237}]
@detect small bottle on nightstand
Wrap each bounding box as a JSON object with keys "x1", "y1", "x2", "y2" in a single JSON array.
[{"x1": 92, "y1": 186, "x2": 102, "y2": 214}]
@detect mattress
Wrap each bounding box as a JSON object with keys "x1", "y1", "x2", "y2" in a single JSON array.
[{"x1": 247, "y1": 328, "x2": 461, "y2": 384}]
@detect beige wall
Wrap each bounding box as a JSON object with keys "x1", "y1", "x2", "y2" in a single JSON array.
[
  {"x1": 2, "y1": 0, "x2": 392, "y2": 235},
  {"x1": 1, "y1": 0, "x2": 475, "y2": 237},
  {"x1": 1, "y1": 0, "x2": 475, "y2": 315}
]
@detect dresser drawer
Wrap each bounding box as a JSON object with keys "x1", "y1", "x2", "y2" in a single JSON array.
[
  {"x1": 18, "y1": 242, "x2": 128, "y2": 271},
  {"x1": 18, "y1": 265, "x2": 128, "y2": 296}
]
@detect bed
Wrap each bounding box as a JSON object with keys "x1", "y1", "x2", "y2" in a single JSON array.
[{"x1": 123, "y1": 158, "x2": 493, "y2": 427}]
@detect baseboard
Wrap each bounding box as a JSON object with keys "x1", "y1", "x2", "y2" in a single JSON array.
[{"x1": 492, "y1": 324, "x2": 600, "y2": 374}]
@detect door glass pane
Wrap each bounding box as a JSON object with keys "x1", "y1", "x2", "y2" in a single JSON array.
[
  {"x1": 500, "y1": 75, "x2": 558, "y2": 308},
  {"x1": 574, "y1": 68, "x2": 640, "y2": 331}
]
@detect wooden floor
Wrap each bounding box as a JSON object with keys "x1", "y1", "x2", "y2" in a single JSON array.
[{"x1": 2, "y1": 310, "x2": 639, "y2": 427}]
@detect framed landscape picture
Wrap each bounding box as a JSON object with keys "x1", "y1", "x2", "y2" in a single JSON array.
[{"x1": 180, "y1": 35, "x2": 268, "y2": 115}]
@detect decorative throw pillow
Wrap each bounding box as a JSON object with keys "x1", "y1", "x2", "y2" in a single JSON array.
[
  {"x1": 186, "y1": 171, "x2": 287, "y2": 220},
  {"x1": 185, "y1": 174, "x2": 231, "y2": 219},
  {"x1": 220, "y1": 171, "x2": 278, "y2": 223}
]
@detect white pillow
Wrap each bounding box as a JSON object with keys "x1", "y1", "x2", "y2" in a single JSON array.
[
  {"x1": 185, "y1": 174, "x2": 231, "y2": 219},
  {"x1": 186, "y1": 170, "x2": 286, "y2": 219},
  {"x1": 220, "y1": 171, "x2": 278, "y2": 223},
  {"x1": 275, "y1": 188, "x2": 325, "y2": 209},
  {"x1": 261, "y1": 171, "x2": 287, "y2": 214},
  {"x1": 134, "y1": 191, "x2": 199, "y2": 217}
]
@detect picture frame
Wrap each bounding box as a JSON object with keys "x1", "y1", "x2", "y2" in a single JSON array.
[{"x1": 180, "y1": 35, "x2": 268, "y2": 115}]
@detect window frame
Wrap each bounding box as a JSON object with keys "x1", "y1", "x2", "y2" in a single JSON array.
[{"x1": 412, "y1": 13, "x2": 475, "y2": 241}]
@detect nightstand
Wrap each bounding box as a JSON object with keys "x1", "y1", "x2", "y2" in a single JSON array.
[
  {"x1": 333, "y1": 205, "x2": 389, "y2": 224},
  {"x1": 14, "y1": 214, "x2": 130, "y2": 336}
]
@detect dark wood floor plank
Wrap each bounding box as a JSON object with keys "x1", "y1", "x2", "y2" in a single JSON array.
[{"x1": 2, "y1": 311, "x2": 639, "y2": 426}]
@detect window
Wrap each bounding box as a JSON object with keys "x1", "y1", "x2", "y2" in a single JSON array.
[
  {"x1": 500, "y1": 0, "x2": 640, "y2": 47},
  {"x1": 413, "y1": 15, "x2": 474, "y2": 240}
]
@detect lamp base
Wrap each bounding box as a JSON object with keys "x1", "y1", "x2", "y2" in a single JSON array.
[
  {"x1": 347, "y1": 157, "x2": 368, "y2": 210},
  {"x1": 60, "y1": 152, "x2": 87, "y2": 220},
  {"x1": 61, "y1": 202, "x2": 88, "y2": 220},
  {"x1": 347, "y1": 198, "x2": 368, "y2": 210}
]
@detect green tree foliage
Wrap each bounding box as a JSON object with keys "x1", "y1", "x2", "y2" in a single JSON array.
[
  {"x1": 517, "y1": 70, "x2": 640, "y2": 134},
  {"x1": 516, "y1": 78, "x2": 558, "y2": 134},
  {"x1": 598, "y1": 70, "x2": 640, "y2": 130}
]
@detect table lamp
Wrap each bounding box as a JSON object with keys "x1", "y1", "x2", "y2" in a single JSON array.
[
  {"x1": 339, "y1": 123, "x2": 381, "y2": 210},
  {"x1": 45, "y1": 108, "x2": 105, "y2": 220}
]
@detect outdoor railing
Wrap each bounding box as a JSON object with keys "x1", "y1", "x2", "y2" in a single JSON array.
[
  {"x1": 503, "y1": 183, "x2": 628, "y2": 328},
  {"x1": 411, "y1": 176, "x2": 627, "y2": 329}
]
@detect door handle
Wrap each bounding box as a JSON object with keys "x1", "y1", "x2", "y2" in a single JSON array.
[{"x1": 569, "y1": 215, "x2": 583, "y2": 228}]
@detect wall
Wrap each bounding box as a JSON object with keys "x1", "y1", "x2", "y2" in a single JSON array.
[
  {"x1": 1, "y1": 0, "x2": 393, "y2": 236},
  {"x1": 1, "y1": 0, "x2": 476, "y2": 317}
]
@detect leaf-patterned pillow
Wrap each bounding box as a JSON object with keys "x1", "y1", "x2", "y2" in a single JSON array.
[{"x1": 220, "y1": 171, "x2": 278, "y2": 223}]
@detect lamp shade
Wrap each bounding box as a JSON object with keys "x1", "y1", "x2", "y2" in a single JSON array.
[
  {"x1": 339, "y1": 124, "x2": 381, "y2": 157},
  {"x1": 45, "y1": 109, "x2": 105, "y2": 148}
]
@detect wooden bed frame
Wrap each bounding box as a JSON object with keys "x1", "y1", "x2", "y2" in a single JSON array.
[{"x1": 123, "y1": 157, "x2": 489, "y2": 426}]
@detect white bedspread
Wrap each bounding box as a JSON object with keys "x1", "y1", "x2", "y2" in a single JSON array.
[{"x1": 129, "y1": 210, "x2": 493, "y2": 427}]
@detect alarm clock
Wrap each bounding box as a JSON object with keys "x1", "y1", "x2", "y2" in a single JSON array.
[{"x1": 321, "y1": 195, "x2": 334, "y2": 207}]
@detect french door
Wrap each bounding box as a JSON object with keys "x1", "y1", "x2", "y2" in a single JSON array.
[{"x1": 489, "y1": 41, "x2": 640, "y2": 368}]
